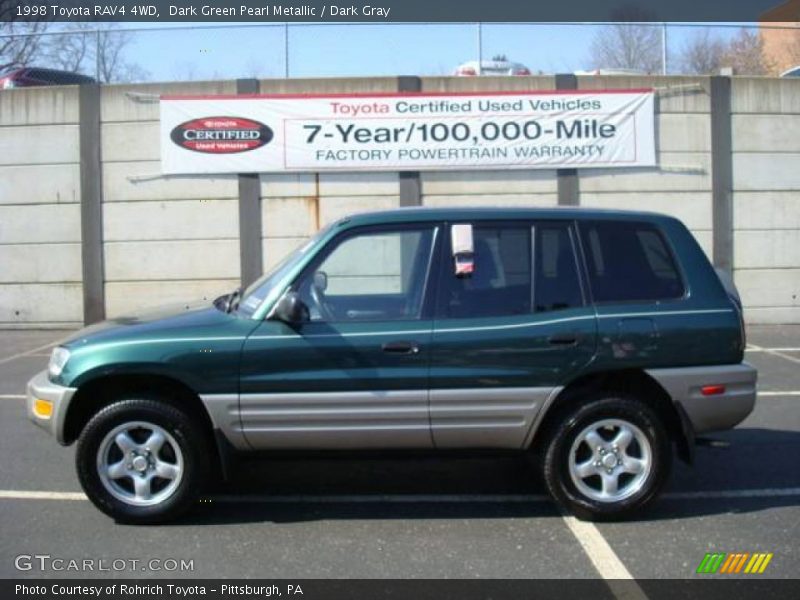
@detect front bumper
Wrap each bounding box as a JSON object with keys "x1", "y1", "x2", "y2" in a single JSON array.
[
  {"x1": 647, "y1": 362, "x2": 757, "y2": 434},
  {"x1": 26, "y1": 370, "x2": 77, "y2": 445}
]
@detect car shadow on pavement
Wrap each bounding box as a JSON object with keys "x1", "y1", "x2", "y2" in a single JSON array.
[{"x1": 168, "y1": 427, "x2": 800, "y2": 525}]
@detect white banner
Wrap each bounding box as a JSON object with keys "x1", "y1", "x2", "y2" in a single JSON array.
[{"x1": 160, "y1": 90, "x2": 655, "y2": 174}]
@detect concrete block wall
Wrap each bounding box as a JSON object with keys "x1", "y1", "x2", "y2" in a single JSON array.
[
  {"x1": 731, "y1": 78, "x2": 800, "y2": 325},
  {"x1": 0, "y1": 87, "x2": 83, "y2": 327},
  {"x1": 100, "y1": 81, "x2": 241, "y2": 317},
  {"x1": 2, "y1": 76, "x2": 800, "y2": 326},
  {"x1": 576, "y1": 76, "x2": 714, "y2": 259},
  {"x1": 258, "y1": 78, "x2": 401, "y2": 272},
  {"x1": 420, "y1": 77, "x2": 559, "y2": 210},
  {"x1": 416, "y1": 76, "x2": 713, "y2": 257}
]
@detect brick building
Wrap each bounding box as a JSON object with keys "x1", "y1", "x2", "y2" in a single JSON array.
[{"x1": 761, "y1": 0, "x2": 800, "y2": 75}]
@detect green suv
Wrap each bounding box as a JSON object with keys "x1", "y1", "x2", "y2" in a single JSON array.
[{"x1": 27, "y1": 207, "x2": 756, "y2": 523}]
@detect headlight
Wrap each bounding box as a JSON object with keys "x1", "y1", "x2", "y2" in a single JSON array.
[{"x1": 48, "y1": 347, "x2": 70, "y2": 379}]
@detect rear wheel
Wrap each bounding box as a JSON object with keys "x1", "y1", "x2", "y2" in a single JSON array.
[
  {"x1": 541, "y1": 395, "x2": 671, "y2": 521},
  {"x1": 76, "y1": 398, "x2": 208, "y2": 524}
]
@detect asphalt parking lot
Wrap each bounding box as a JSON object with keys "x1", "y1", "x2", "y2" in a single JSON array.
[{"x1": 0, "y1": 327, "x2": 798, "y2": 580}]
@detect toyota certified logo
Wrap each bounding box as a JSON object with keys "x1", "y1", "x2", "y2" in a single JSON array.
[{"x1": 170, "y1": 116, "x2": 273, "y2": 153}]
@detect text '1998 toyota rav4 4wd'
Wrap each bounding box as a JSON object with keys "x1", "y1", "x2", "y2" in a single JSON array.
[{"x1": 27, "y1": 208, "x2": 756, "y2": 523}]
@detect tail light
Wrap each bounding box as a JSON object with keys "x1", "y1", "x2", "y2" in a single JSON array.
[{"x1": 701, "y1": 385, "x2": 726, "y2": 396}]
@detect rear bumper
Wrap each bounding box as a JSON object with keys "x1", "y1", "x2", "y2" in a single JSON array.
[
  {"x1": 646, "y1": 362, "x2": 757, "y2": 434},
  {"x1": 26, "y1": 370, "x2": 77, "y2": 445}
]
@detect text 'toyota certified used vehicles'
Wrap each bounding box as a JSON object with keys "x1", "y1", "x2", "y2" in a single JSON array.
[{"x1": 27, "y1": 208, "x2": 756, "y2": 523}]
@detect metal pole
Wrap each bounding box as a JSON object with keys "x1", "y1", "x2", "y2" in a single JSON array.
[
  {"x1": 95, "y1": 29, "x2": 101, "y2": 82},
  {"x1": 661, "y1": 23, "x2": 668, "y2": 75},
  {"x1": 284, "y1": 22, "x2": 289, "y2": 78},
  {"x1": 476, "y1": 22, "x2": 482, "y2": 75}
]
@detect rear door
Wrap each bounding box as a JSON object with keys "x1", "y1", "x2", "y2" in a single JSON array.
[{"x1": 429, "y1": 220, "x2": 597, "y2": 448}]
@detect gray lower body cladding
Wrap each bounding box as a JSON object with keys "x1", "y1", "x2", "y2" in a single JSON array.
[
  {"x1": 201, "y1": 362, "x2": 757, "y2": 451},
  {"x1": 202, "y1": 387, "x2": 560, "y2": 451},
  {"x1": 646, "y1": 362, "x2": 757, "y2": 434}
]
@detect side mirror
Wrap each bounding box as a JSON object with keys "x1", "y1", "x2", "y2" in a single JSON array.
[
  {"x1": 269, "y1": 291, "x2": 309, "y2": 325},
  {"x1": 451, "y1": 223, "x2": 474, "y2": 277}
]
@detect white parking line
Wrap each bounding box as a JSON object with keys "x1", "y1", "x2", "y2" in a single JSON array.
[
  {"x1": 0, "y1": 490, "x2": 87, "y2": 501},
  {"x1": 747, "y1": 344, "x2": 800, "y2": 365},
  {"x1": 0, "y1": 337, "x2": 67, "y2": 366},
  {"x1": 3, "y1": 486, "x2": 800, "y2": 503},
  {"x1": 561, "y1": 513, "x2": 640, "y2": 583},
  {"x1": 746, "y1": 347, "x2": 800, "y2": 353}
]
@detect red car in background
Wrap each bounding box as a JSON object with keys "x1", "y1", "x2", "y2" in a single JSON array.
[{"x1": 0, "y1": 66, "x2": 96, "y2": 89}]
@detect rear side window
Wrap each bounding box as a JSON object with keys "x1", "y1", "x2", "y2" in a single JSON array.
[
  {"x1": 440, "y1": 226, "x2": 531, "y2": 318},
  {"x1": 534, "y1": 223, "x2": 583, "y2": 312},
  {"x1": 579, "y1": 221, "x2": 684, "y2": 303}
]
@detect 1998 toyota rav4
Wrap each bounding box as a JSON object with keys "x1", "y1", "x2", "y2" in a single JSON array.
[{"x1": 27, "y1": 207, "x2": 756, "y2": 523}]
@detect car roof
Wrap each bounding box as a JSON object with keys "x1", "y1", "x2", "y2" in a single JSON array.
[
  {"x1": 11, "y1": 67, "x2": 95, "y2": 81},
  {"x1": 339, "y1": 206, "x2": 678, "y2": 227},
  {"x1": 459, "y1": 60, "x2": 527, "y2": 69}
]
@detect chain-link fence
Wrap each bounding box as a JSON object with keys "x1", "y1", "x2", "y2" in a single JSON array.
[{"x1": 1, "y1": 22, "x2": 799, "y2": 83}]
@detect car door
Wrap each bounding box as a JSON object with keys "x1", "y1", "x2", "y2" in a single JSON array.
[
  {"x1": 239, "y1": 223, "x2": 441, "y2": 449},
  {"x1": 429, "y1": 220, "x2": 598, "y2": 448}
]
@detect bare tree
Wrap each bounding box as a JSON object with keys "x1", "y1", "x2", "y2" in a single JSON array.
[
  {"x1": 114, "y1": 62, "x2": 150, "y2": 83},
  {"x1": 0, "y1": 12, "x2": 49, "y2": 71},
  {"x1": 588, "y1": 5, "x2": 662, "y2": 73},
  {"x1": 15, "y1": 21, "x2": 149, "y2": 82},
  {"x1": 44, "y1": 26, "x2": 91, "y2": 73},
  {"x1": 680, "y1": 29, "x2": 727, "y2": 74},
  {"x1": 722, "y1": 28, "x2": 771, "y2": 75},
  {"x1": 95, "y1": 27, "x2": 130, "y2": 82}
]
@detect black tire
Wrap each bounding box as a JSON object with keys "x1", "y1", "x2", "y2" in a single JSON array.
[
  {"x1": 541, "y1": 395, "x2": 671, "y2": 521},
  {"x1": 76, "y1": 398, "x2": 209, "y2": 524}
]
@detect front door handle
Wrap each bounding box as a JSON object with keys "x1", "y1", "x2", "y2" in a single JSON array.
[
  {"x1": 548, "y1": 333, "x2": 581, "y2": 346},
  {"x1": 382, "y1": 341, "x2": 420, "y2": 355}
]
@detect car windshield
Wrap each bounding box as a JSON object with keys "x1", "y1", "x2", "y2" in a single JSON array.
[{"x1": 234, "y1": 225, "x2": 331, "y2": 318}]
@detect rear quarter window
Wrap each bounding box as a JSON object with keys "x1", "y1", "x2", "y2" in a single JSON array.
[{"x1": 579, "y1": 220, "x2": 684, "y2": 303}]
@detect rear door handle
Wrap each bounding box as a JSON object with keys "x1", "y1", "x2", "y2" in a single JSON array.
[
  {"x1": 382, "y1": 341, "x2": 420, "y2": 355},
  {"x1": 548, "y1": 333, "x2": 581, "y2": 346}
]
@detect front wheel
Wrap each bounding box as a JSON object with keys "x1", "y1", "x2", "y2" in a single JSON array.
[
  {"x1": 541, "y1": 395, "x2": 671, "y2": 521},
  {"x1": 76, "y1": 399, "x2": 208, "y2": 524}
]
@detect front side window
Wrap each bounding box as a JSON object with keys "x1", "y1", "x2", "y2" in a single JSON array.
[
  {"x1": 297, "y1": 227, "x2": 435, "y2": 322},
  {"x1": 237, "y1": 225, "x2": 333, "y2": 318},
  {"x1": 579, "y1": 220, "x2": 685, "y2": 303},
  {"x1": 440, "y1": 225, "x2": 532, "y2": 319}
]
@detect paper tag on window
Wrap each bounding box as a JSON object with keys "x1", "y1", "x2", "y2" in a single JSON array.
[{"x1": 454, "y1": 254, "x2": 474, "y2": 277}]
